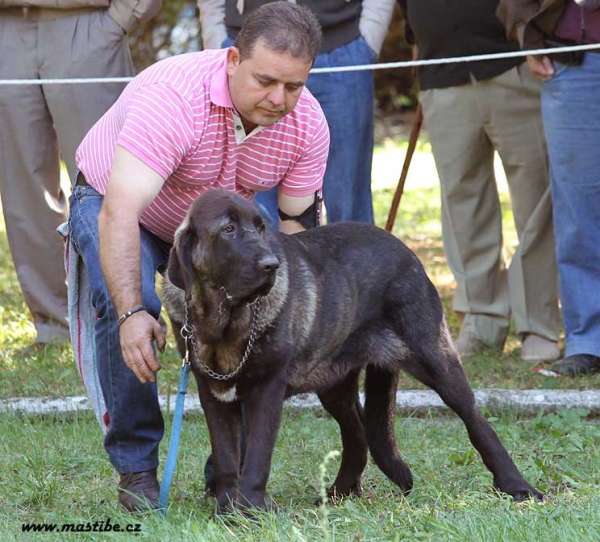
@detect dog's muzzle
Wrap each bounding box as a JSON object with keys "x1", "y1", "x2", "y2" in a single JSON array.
[{"x1": 258, "y1": 254, "x2": 280, "y2": 276}]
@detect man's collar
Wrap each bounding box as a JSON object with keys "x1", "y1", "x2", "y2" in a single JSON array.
[
  {"x1": 209, "y1": 52, "x2": 235, "y2": 109},
  {"x1": 231, "y1": 113, "x2": 264, "y2": 143}
]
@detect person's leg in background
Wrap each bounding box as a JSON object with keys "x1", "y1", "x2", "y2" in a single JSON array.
[
  {"x1": 420, "y1": 82, "x2": 511, "y2": 356},
  {"x1": 485, "y1": 64, "x2": 560, "y2": 362},
  {"x1": 308, "y1": 36, "x2": 375, "y2": 224},
  {"x1": 0, "y1": 14, "x2": 69, "y2": 343},
  {"x1": 43, "y1": 10, "x2": 134, "y2": 177},
  {"x1": 254, "y1": 36, "x2": 376, "y2": 225},
  {"x1": 542, "y1": 55, "x2": 600, "y2": 376}
]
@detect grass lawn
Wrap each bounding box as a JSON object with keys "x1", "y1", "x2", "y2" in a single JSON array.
[
  {"x1": 1, "y1": 130, "x2": 600, "y2": 540},
  {"x1": 2, "y1": 409, "x2": 600, "y2": 541}
]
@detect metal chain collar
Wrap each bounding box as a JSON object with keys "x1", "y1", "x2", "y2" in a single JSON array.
[{"x1": 180, "y1": 298, "x2": 261, "y2": 381}]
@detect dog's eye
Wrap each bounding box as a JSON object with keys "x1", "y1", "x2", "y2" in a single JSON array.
[{"x1": 223, "y1": 225, "x2": 235, "y2": 234}]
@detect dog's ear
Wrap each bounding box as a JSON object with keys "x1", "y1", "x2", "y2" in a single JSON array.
[{"x1": 168, "y1": 227, "x2": 196, "y2": 302}]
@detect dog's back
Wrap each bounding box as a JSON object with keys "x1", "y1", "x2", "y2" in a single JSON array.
[{"x1": 263, "y1": 222, "x2": 454, "y2": 395}]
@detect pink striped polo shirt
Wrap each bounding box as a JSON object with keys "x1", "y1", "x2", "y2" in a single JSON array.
[{"x1": 76, "y1": 49, "x2": 330, "y2": 243}]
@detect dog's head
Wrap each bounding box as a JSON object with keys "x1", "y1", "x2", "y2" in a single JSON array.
[{"x1": 168, "y1": 190, "x2": 280, "y2": 304}]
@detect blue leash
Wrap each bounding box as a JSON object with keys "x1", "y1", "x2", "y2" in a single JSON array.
[{"x1": 159, "y1": 359, "x2": 191, "y2": 514}]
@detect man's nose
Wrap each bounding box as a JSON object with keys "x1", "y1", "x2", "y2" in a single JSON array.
[{"x1": 267, "y1": 85, "x2": 285, "y2": 107}]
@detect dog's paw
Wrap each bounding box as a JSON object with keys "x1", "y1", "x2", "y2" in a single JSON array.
[
  {"x1": 314, "y1": 482, "x2": 363, "y2": 506},
  {"x1": 494, "y1": 479, "x2": 544, "y2": 503},
  {"x1": 512, "y1": 487, "x2": 544, "y2": 503}
]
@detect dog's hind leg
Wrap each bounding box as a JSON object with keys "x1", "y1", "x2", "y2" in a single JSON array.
[
  {"x1": 317, "y1": 370, "x2": 368, "y2": 499},
  {"x1": 364, "y1": 366, "x2": 414, "y2": 494},
  {"x1": 404, "y1": 351, "x2": 543, "y2": 502}
]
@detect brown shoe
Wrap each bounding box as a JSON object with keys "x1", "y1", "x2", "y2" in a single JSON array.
[{"x1": 118, "y1": 469, "x2": 160, "y2": 512}]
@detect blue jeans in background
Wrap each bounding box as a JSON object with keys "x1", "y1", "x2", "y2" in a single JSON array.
[
  {"x1": 254, "y1": 36, "x2": 376, "y2": 225},
  {"x1": 69, "y1": 184, "x2": 170, "y2": 474},
  {"x1": 542, "y1": 53, "x2": 600, "y2": 358}
]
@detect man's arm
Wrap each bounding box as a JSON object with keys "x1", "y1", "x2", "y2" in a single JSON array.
[
  {"x1": 496, "y1": 0, "x2": 544, "y2": 47},
  {"x1": 99, "y1": 146, "x2": 165, "y2": 384},
  {"x1": 197, "y1": 0, "x2": 228, "y2": 49},
  {"x1": 360, "y1": 0, "x2": 396, "y2": 55},
  {"x1": 108, "y1": 0, "x2": 163, "y2": 33},
  {"x1": 277, "y1": 193, "x2": 319, "y2": 234},
  {"x1": 496, "y1": 0, "x2": 555, "y2": 79}
]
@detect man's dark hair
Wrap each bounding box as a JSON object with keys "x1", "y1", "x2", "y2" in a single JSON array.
[{"x1": 235, "y1": 1, "x2": 322, "y2": 62}]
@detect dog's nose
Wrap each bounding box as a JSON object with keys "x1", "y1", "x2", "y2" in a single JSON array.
[{"x1": 259, "y1": 254, "x2": 280, "y2": 274}]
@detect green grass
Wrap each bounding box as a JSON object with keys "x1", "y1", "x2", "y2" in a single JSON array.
[
  {"x1": 2, "y1": 137, "x2": 600, "y2": 540},
  {"x1": 2, "y1": 409, "x2": 600, "y2": 541}
]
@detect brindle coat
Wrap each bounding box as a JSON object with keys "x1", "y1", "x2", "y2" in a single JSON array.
[{"x1": 163, "y1": 189, "x2": 542, "y2": 513}]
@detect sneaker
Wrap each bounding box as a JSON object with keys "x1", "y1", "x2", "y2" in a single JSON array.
[
  {"x1": 118, "y1": 469, "x2": 160, "y2": 512},
  {"x1": 550, "y1": 354, "x2": 600, "y2": 377},
  {"x1": 520, "y1": 334, "x2": 560, "y2": 362}
]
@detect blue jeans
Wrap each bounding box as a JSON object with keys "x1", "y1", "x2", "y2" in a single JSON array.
[
  {"x1": 542, "y1": 53, "x2": 600, "y2": 358},
  {"x1": 68, "y1": 184, "x2": 171, "y2": 474},
  {"x1": 254, "y1": 36, "x2": 376, "y2": 225}
]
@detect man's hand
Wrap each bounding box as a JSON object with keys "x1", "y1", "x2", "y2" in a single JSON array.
[
  {"x1": 119, "y1": 311, "x2": 166, "y2": 383},
  {"x1": 526, "y1": 55, "x2": 555, "y2": 80}
]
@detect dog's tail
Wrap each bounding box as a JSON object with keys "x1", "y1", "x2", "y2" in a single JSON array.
[{"x1": 364, "y1": 365, "x2": 413, "y2": 493}]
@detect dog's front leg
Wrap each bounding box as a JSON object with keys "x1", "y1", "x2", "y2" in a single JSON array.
[
  {"x1": 197, "y1": 377, "x2": 243, "y2": 513},
  {"x1": 236, "y1": 376, "x2": 287, "y2": 511}
]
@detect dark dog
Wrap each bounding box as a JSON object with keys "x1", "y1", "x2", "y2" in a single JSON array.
[{"x1": 163, "y1": 189, "x2": 542, "y2": 513}]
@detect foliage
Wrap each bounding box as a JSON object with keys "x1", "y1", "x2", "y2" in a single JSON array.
[
  {"x1": 129, "y1": 1, "x2": 199, "y2": 71},
  {"x1": 374, "y1": 3, "x2": 417, "y2": 112}
]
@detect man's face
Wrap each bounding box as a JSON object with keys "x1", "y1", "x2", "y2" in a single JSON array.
[{"x1": 227, "y1": 39, "x2": 313, "y2": 129}]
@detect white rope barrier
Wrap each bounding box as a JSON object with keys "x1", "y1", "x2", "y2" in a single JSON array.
[
  {"x1": 311, "y1": 42, "x2": 600, "y2": 73},
  {"x1": 1, "y1": 43, "x2": 600, "y2": 85}
]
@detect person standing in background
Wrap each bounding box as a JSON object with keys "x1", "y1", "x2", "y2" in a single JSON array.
[
  {"x1": 198, "y1": 0, "x2": 395, "y2": 226},
  {"x1": 498, "y1": 0, "x2": 600, "y2": 375},
  {"x1": 398, "y1": 0, "x2": 561, "y2": 363},
  {"x1": 0, "y1": 0, "x2": 161, "y2": 344}
]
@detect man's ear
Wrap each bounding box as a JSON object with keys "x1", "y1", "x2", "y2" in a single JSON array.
[
  {"x1": 226, "y1": 46, "x2": 241, "y2": 76},
  {"x1": 167, "y1": 228, "x2": 196, "y2": 302}
]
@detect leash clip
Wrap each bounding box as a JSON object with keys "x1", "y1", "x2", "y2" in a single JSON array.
[
  {"x1": 182, "y1": 350, "x2": 190, "y2": 368},
  {"x1": 181, "y1": 305, "x2": 194, "y2": 367}
]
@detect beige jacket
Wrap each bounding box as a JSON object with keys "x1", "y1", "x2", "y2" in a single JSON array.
[
  {"x1": 0, "y1": 0, "x2": 162, "y2": 32},
  {"x1": 496, "y1": 0, "x2": 568, "y2": 49},
  {"x1": 198, "y1": 0, "x2": 395, "y2": 55}
]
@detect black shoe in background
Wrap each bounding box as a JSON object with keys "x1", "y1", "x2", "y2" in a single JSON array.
[{"x1": 550, "y1": 354, "x2": 600, "y2": 376}]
